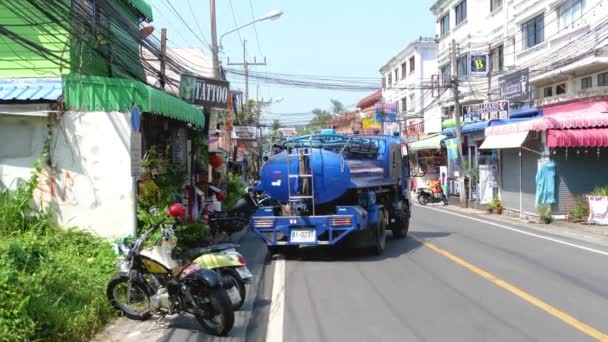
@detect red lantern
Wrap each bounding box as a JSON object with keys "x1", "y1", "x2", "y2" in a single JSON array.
[{"x1": 209, "y1": 153, "x2": 223, "y2": 169}]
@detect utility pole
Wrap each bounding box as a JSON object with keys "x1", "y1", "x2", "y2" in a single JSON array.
[
  {"x1": 487, "y1": 43, "x2": 492, "y2": 101},
  {"x1": 210, "y1": 0, "x2": 220, "y2": 79},
  {"x1": 451, "y1": 39, "x2": 467, "y2": 207},
  {"x1": 227, "y1": 40, "x2": 267, "y2": 102},
  {"x1": 160, "y1": 28, "x2": 167, "y2": 90}
]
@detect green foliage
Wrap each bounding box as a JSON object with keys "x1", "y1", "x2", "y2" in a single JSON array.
[
  {"x1": 538, "y1": 204, "x2": 553, "y2": 224},
  {"x1": 0, "y1": 168, "x2": 116, "y2": 341},
  {"x1": 272, "y1": 119, "x2": 282, "y2": 132},
  {"x1": 174, "y1": 223, "x2": 209, "y2": 250},
  {"x1": 490, "y1": 197, "x2": 503, "y2": 210},
  {"x1": 569, "y1": 198, "x2": 589, "y2": 222},
  {"x1": 223, "y1": 173, "x2": 245, "y2": 210},
  {"x1": 591, "y1": 186, "x2": 608, "y2": 196}
]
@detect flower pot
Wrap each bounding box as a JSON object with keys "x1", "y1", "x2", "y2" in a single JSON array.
[
  {"x1": 495, "y1": 208, "x2": 503, "y2": 215},
  {"x1": 487, "y1": 208, "x2": 494, "y2": 214}
]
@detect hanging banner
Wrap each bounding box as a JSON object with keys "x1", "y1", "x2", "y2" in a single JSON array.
[
  {"x1": 383, "y1": 122, "x2": 399, "y2": 134},
  {"x1": 180, "y1": 75, "x2": 230, "y2": 109},
  {"x1": 462, "y1": 100, "x2": 509, "y2": 123},
  {"x1": 375, "y1": 102, "x2": 397, "y2": 123},
  {"x1": 588, "y1": 196, "x2": 608, "y2": 225},
  {"x1": 445, "y1": 138, "x2": 460, "y2": 160}
]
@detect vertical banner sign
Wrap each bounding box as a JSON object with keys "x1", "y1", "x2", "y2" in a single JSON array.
[
  {"x1": 180, "y1": 75, "x2": 230, "y2": 109},
  {"x1": 445, "y1": 138, "x2": 460, "y2": 160},
  {"x1": 470, "y1": 53, "x2": 489, "y2": 76},
  {"x1": 588, "y1": 196, "x2": 608, "y2": 225},
  {"x1": 130, "y1": 132, "x2": 142, "y2": 178}
]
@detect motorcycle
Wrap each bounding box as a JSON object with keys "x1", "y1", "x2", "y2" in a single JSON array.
[
  {"x1": 417, "y1": 187, "x2": 448, "y2": 206},
  {"x1": 107, "y1": 218, "x2": 235, "y2": 336}
]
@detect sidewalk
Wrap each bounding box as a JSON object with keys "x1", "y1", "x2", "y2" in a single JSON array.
[
  {"x1": 91, "y1": 228, "x2": 267, "y2": 342},
  {"x1": 419, "y1": 199, "x2": 608, "y2": 248}
]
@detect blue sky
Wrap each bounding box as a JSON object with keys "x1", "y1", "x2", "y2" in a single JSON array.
[{"x1": 147, "y1": 0, "x2": 435, "y2": 126}]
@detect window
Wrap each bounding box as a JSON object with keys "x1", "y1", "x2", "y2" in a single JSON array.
[
  {"x1": 598, "y1": 72, "x2": 608, "y2": 86},
  {"x1": 455, "y1": 1, "x2": 467, "y2": 25},
  {"x1": 556, "y1": 83, "x2": 567, "y2": 95},
  {"x1": 543, "y1": 86, "x2": 553, "y2": 97},
  {"x1": 387, "y1": 73, "x2": 392, "y2": 88},
  {"x1": 581, "y1": 76, "x2": 592, "y2": 89},
  {"x1": 559, "y1": 0, "x2": 584, "y2": 30},
  {"x1": 491, "y1": 0, "x2": 503, "y2": 12},
  {"x1": 457, "y1": 55, "x2": 468, "y2": 77},
  {"x1": 395, "y1": 69, "x2": 399, "y2": 83},
  {"x1": 440, "y1": 13, "x2": 450, "y2": 36},
  {"x1": 409, "y1": 57, "x2": 415, "y2": 73},
  {"x1": 440, "y1": 64, "x2": 452, "y2": 86},
  {"x1": 382, "y1": 77, "x2": 386, "y2": 89},
  {"x1": 401, "y1": 98, "x2": 407, "y2": 113},
  {"x1": 401, "y1": 62, "x2": 407, "y2": 79},
  {"x1": 490, "y1": 45, "x2": 504, "y2": 72},
  {"x1": 409, "y1": 94, "x2": 415, "y2": 111},
  {"x1": 523, "y1": 14, "x2": 544, "y2": 48}
]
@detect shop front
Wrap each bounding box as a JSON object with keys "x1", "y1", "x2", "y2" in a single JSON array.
[
  {"x1": 484, "y1": 99, "x2": 608, "y2": 216},
  {"x1": 407, "y1": 134, "x2": 447, "y2": 193}
]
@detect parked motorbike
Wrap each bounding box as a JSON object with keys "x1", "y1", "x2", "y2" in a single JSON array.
[
  {"x1": 107, "y1": 218, "x2": 235, "y2": 336},
  {"x1": 417, "y1": 187, "x2": 448, "y2": 206}
]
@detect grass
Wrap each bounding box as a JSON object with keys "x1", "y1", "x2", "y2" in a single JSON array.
[{"x1": 0, "y1": 164, "x2": 117, "y2": 342}]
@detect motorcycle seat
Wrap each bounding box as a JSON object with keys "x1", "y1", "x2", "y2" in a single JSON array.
[{"x1": 184, "y1": 243, "x2": 239, "y2": 260}]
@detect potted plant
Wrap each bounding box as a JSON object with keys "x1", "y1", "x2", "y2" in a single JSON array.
[
  {"x1": 538, "y1": 204, "x2": 553, "y2": 224},
  {"x1": 490, "y1": 198, "x2": 503, "y2": 214}
]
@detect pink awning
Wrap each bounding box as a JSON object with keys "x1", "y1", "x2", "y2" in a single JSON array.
[
  {"x1": 547, "y1": 128, "x2": 608, "y2": 148},
  {"x1": 486, "y1": 112, "x2": 608, "y2": 136}
]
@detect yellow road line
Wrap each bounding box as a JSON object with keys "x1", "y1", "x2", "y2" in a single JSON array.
[{"x1": 412, "y1": 235, "x2": 608, "y2": 341}]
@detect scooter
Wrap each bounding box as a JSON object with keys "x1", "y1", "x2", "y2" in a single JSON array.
[{"x1": 417, "y1": 187, "x2": 448, "y2": 206}]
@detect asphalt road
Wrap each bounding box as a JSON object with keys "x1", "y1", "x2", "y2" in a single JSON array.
[{"x1": 248, "y1": 204, "x2": 608, "y2": 342}]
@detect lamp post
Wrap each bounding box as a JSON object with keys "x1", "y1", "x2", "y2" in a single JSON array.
[{"x1": 219, "y1": 10, "x2": 284, "y2": 50}]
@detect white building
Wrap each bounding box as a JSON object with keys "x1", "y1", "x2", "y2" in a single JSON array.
[{"x1": 380, "y1": 37, "x2": 439, "y2": 136}]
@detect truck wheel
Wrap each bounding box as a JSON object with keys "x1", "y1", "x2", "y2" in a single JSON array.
[
  {"x1": 392, "y1": 216, "x2": 409, "y2": 239},
  {"x1": 371, "y1": 211, "x2": 386, "y2": 255}
]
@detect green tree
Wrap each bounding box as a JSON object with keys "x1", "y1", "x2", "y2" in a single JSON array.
[
  {"x1": 272, "y1": 119, "x2": 282, "y2": 132},
  {"x1": 235, "y1": 99, "x2": 260, "y2": 126},
  {"x1": 330, "y1": 99, "x2": 346, "y2": 115}
]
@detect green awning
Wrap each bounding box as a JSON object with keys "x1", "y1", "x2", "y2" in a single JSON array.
[
  {"x1": 442, "y1": 119, "x2": 455, "y2": 128},
  {"x1": 125, "y1": 0, "x2": 154, "y2": 21},
  {"x1": 408, "y1": 134, "x2": 447, "y2": 151},
  {"x1": 62, "y1": 74, "x2": 204, "y2": 127}
]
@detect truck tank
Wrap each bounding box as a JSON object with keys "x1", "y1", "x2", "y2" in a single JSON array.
[{"x1": 260, "y1": 148, "x2": 351, "y2": 204}]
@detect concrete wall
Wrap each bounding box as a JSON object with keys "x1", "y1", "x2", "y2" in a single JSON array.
[
  {"x1": 0, "y1": 110, "x2": 135, "y2": 238},
  {"x1": 43, "y1": 111, "x2": 135, "y2": 238},
  {"x1": 0, "y1": 114, "x2": 47, "y2": 189}
]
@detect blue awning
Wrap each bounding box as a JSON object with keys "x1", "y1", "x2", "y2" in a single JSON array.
[
  {"x1": 0, "y1": 78, "x2": 62, "y2": 102},
  {"x1": 509, "y1": 107, "x2": 542, "y2": 118},
  {"x1": 442, "y1": 116, "x2": 541, "y2": 137}
]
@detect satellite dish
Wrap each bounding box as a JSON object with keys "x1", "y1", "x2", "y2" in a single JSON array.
[{"x1": 139, "y1": 26, "x2": 154, "y2": 38}]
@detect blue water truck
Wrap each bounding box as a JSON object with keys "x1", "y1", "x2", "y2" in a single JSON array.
[{"x1": 251, "y1": 131, "x2": 411, "y2": 255}]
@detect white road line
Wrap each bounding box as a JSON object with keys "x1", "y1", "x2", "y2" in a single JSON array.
[
  {"x1": 266, "y1": 258, "x2": 285, "y2": 342},
  {"x1": 415, "y1": 204, "x2": 608, "y2": 257}
]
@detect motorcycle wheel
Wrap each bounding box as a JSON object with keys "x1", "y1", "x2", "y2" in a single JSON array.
[
  {"x1": 195, "y1": 288, "x2": 235, "y2": 336},
  {"x1": 417, "y1": 194, "x2": 429, "y2": 205},
  {"x1": 221, "y1": 269, "x2": 246, "y2": 310},
  {"x1": 107, "y1": 273, "x2": 151, "y2": 320}
]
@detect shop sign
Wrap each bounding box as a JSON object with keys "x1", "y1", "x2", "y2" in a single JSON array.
[
  {"x1": 362, "y1": 117, "x2": 381, "y2": 129},
  {"x1": 130, "y1": 132, "x2": 142, "y2": 178},
  {"x1": 232, "y1": 126, "x2": 258, "y2": 140},
  {"x1": 462, "y1": 100, "x2": 509, "y2": 123},
  {"x1": 383, "y1": 122, "x2": 399, "y2": 134},
  {"x1": 405, "y1": 121, "x2": 424, "y2": 137},
  {"x1": 470, "y1": 53, "x2": 489, "y2": 76},
  {"x1": 180, "y1": 75, "x2": 230, "y2": 109},
  {"x1": 375, "y1": 102, "x2": 397, "y2": 123},
  {"x1": 588, "y1": 196, "x2": 608, "y2": 225},
  {"x1": 499, "y1": 68, "x2": 530, "y2": 102}
]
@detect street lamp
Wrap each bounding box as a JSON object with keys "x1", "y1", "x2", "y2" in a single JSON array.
[{"x1": 219, "y1": 9, "x2": 284, "y2": 49}]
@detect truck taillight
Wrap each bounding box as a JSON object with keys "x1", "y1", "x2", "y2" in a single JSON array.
[
  {"x1": 253, "y1": 218, "x2": 275, "y2": 228},
  {"x1": 330, "y1": 217, "x2": 352, "y2": 226}
]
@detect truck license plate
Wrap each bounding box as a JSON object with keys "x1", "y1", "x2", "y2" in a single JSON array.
[{"x1": 290, "y1": 229, "x2": 316, "y2": 243}]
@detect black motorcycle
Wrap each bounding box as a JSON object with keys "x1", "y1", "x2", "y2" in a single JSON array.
[
  {"x1": 417, "y1": 187, "x2": 448, "y2": 206},
  {"x1": 107, "y1": 222, "x2": 235, "y2": 336}
]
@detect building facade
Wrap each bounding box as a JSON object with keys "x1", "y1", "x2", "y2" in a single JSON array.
[{"x1": 380, "y1": 37, "x2": 438, "y2": 137}]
